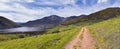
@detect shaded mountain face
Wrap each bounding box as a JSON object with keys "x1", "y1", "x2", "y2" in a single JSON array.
[
  {"x1": 22, "y1": 15, "x2": 64, "y2": 26},
  {"x1": 0, "y1": 16, "x2": 20, "y2": 29},
  {"x1": 65, "y1": 16, "x2": 79, "y2": 21},
  {"x1": 22, "y1": 15, "x2": 81, "y2": 28},
  {"x1": 29, "y1": 15, "x2": 64, "y2": 24},
  {"x1": 22, "y1": 15, "x2": 65, "y2": 29}
]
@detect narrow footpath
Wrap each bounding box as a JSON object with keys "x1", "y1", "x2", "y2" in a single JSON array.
[{"x1": 64, "y1": 27, "x2": 96, "y2": 49}]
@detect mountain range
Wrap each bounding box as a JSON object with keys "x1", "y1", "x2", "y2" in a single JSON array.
[
  {"x1": 0, "y1": 16, "x2": 20, "y2": 29},
  {"x1": 62, "y1": 7, "x2": 120, "y2": 25},
  {"x1": 0, "y1": 7, "x2": 120, "y2": 29},
  {"x1": 21, "y1": 15, "x2": 82, "y2": 28},
  {"x1": 0, "y1": 7, "x2": 120, "y2": 49},
  {"x1": 22, "y1": 7, "x2": 120, "y2": 27}
]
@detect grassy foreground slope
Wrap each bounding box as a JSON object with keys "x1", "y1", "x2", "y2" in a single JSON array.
[
  {"x1": 0, "y1": 25, "x2": 81, "y2": 49},
  {"x1": 89, "y1": 16, "x2": 120, "y2": 49},
  {"x1": 0, "y1": 34, "x2": 20, "y2": 42}
]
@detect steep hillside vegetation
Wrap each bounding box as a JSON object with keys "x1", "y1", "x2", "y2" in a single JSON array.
[
  {"x1": 0, "y1": 25, "x2": 81, "y2": 49},
  {"x1": 62, "y1": 7, "x2": 120, "y2": 25},
  {"x1": 89, "y1": 16, "x2": 120, "y2": 49}
]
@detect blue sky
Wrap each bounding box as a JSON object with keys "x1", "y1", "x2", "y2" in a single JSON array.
[{"x1": 0, "y1": 0, "x2": 120, "y2": 22}]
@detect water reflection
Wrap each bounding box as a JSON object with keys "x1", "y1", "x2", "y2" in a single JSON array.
[{"x1": 0, "y1": 27, "x2": 44, "y2": 33}]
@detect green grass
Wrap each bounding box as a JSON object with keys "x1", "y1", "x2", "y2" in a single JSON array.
[
  {"x1": 0, "y1": 34, "x2": 31, "y2": 42},
  {"x1": 89, "y1": 16, "x2": 120, "y2": 49},
  {"x1": 0, "y1": 34, "x2": 21, "y2": 42},
  {"x1": 0, "y1": 25, "x2": 77, "y2": 42},
  {"x1": 46, "y1": 25, "x2": 77, "y2": 34},
  {"x1": 0, "y1": 15, "x2": 120, "y2": 49},
  {"x1": 0, "y1": 25, "x2": 81, "y2": 49}
]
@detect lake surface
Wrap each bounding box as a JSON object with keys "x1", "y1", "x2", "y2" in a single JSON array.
[{"x1": 0, "y1": 27, "x2": 45, "y2": 33}]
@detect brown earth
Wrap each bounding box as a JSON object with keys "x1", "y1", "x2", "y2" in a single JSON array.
[{"x1": 64, "y1": 27, "x2": 96, "y2": 49}]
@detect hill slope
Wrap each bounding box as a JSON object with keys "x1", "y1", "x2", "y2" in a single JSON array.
[
  {"x1": 0, "y1": 16, "x2": 20, "y2": 29},
  {"x1": 62, "y1": 7, "x2": 120, "y2": 25},
  {"x1": 0, "y1": 25, "x2": 81, "y2": 49},
  {"x1": 89, "y1": 16, "x2": 120, "y2": 49},
  {"x1": 22, "y1": 15, "x2": 64, "y2": 26},
  {"x1": 22, "y1": 15, "x2": 79, "y2": 29},
  {"x1": 0, "y1": 16, "x2": 119, "y2": 49},
  {"x1": 0, "y1": 7, "x2": 120, "y2": 49}
]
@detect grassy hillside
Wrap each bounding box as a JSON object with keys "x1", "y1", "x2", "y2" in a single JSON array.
[
  {"x1": 62, "y1": 7, "x2": 120, "y2": 25},
  {"x1": 0, "y1": 25, "x2": 81, "y2": 49},
  {"x1": 0, "y1": 34, "x2": 19, "y2": 42},
  {"x1": 0, "y1": 7, "x2": 120, "y2": 49},
  {"x1": 89, "y1": 16, "x2": 120, "y2": 49},
  {"x1": 0, "y1": 34, "x2": 30, "y2": 42},
  {"x1": 0, "y1": 25, "x2": 76, "y2": 42}
]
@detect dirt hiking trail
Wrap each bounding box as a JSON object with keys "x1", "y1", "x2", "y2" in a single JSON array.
[{"x1": 64, "y1": 26, "x2": 96, "y2": 49}]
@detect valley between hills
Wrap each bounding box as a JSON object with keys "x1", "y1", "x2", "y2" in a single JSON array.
[{"x1": 0, "y1": 7, "x2": 120, "y2": 49}]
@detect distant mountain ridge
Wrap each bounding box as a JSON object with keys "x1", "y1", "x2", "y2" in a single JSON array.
[
  {"x1": 22, "y1": 15, "x2": 81, "y2": 28},
  {"x1": 24, "y1": 15, "x2": 64, "y2": 25},
  {"x1": 1, "y1": 7, "x2": 119, "y2": 29},
  {"x1": 0, "y1": 16, "x2": 20, "y2": 29},
  {"x1": 22, "y1": 7, "x2": 120, "y2": 28}
]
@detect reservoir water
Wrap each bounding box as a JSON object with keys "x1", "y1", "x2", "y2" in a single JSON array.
[{"x1": 0, "y1": 27, "x2": 45, "y2": 33}]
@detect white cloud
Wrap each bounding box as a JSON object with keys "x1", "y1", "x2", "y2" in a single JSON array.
[
  {"x1": 110, "y1": 1, "x2": 120, "y2": 7},
  {"x1": 98, "y1": 0, "x2": 108, "y2": 3},
  {"x1": 82, "y1": 0, "x2": 86, "y2": 4},
  {"x1": 0, "y1": 0, "x2": 10, "y2": 2},
  {"x1": 0, "y1": 2, "x2": 40, "y2": 22},
  {"x1": 0, "y1": 0, "x2": 80, "y2": 22},
  {"x1": 23, "y1": 0, "x2": 34, "y2": 3},
  {"x1": 35, "y1": 0, "x2": 76, "y2": 5},
  {"x1": 0, "y1": 0, "x2": 35, "y2": 3}
]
